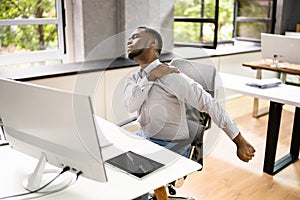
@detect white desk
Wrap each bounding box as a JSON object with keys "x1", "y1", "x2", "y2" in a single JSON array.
[
  {"x1": 0, "y1": 117, "x2": 201, "y2": 200},
  {"x1": 218, "y1": 73, "x2": 300, "y2": 175},
  {"x1": 218, "y1": 73, "x2": 300, "y2": 107}
]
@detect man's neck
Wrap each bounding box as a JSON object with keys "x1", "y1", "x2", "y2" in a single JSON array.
[
  {"x1": 139, "y1": 58, "x2": 157, "y2": 70},
  {"x1": 133, "y1": 51, "x2": 158, "y2": 70}
]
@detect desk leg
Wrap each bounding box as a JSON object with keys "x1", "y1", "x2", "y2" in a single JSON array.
[
  {"x1": 280, "y1": 73, "x2": 287, "y2": 84},
  {"x1": 263, "y1": 101, "x2": 282, "y2": 175},
  {"x1": 263, "y1": 102, "x2": 300, "y2": 175},
  {"x1": 252, "y1": 99, "x2": 269, "y2": 118},
  {"x1": 290, "y1": 107, "x2": 300, "y2": 160},
  {"x1": 252, "y1": 69, "x2": 269, "y2": 118}
]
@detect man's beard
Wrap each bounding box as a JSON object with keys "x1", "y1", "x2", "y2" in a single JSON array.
[{"x1": 128, "y1": 48, "x2": 145, "y2": 60}]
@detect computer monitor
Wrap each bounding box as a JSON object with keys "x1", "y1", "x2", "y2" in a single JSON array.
[
  {"x1": 0, "y1": 78, "x2": 107, "y2": 192},
  {"x1": 261, "y1": 33, "x2": 300, "y2": 64}
]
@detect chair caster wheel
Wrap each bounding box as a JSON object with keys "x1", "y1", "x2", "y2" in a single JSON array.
[{"x1": 168, "y1": 185, "x2": 176, "y2": 195}]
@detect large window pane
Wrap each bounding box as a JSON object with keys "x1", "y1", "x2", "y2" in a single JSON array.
[
  {"x1": 174, "y1": 0, "x2": 216, "y2": 19},
  {"x1": 0, "y1": 24, "x2": 58, "y2": 54},
  {"x1": 0, "y1": 0, "x2": 64, "y2": 66},
  {"x1": 234, "y1": 0, "x2": 275, "y2": 41},
  {"x1": 236, "y1": 22, "x2": 270, "y2": 39},
  {"x1": 219, "y1": 0, "x2": 234, "y2": 41},
  {"x1": 0, "y1": 0, "x2": 56, "y2": 19},
  {"x1": 174, "y1": 0, "x2": 235, "y2": 47},
  {"x1": 237, "y1": 0, "x2": 273, "y2": 18},
  {"x1": 174, "y1": 22, "x2": 215, "y2": 44}
]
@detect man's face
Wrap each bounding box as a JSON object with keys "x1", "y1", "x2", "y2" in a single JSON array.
[{"x1": 127, "y1": 28, "x2": 153, "y2": 60}]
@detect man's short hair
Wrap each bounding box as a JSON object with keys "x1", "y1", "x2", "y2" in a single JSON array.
[{"x1": 137, "y1": 26, "x2": 163, "y2": 55}]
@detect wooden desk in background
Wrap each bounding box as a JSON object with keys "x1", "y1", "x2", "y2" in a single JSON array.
[{"x1": 242, "y1": 60, "x2": 300, "y2": 118}]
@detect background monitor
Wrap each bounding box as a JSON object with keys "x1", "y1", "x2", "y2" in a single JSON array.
[
  {"x1": 261, "y1": 33, "x2": 300, "y2": 64},
  {"x1": 0, "y1": 78, "x2": 107, "y2": 192}
]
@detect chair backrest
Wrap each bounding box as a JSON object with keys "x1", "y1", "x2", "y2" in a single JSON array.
[
  {"x1": 169, "y1": 58, "x2": 216, "y2": 164},
  {"x1": 170, "y1": 58, "x2": 216, "y2": 127}
]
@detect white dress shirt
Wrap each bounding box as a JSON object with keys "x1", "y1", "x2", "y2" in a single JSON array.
[{"x1": 124, "y1": 59, "x2": 239, "y2": 141}]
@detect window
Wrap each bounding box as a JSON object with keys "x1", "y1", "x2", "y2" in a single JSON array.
[
  {"x1": 174, "y1": 0, "x2": 276, "y2": 48},
  {"x1": 174, "y1": 0, "x2": 221, "y2": 49},
  {"x1": 0, "y1": 0, "x2": 65, "y2": 66},
  {"x1": 233, "y1": 0, "x2": 276, "y2": 42}
]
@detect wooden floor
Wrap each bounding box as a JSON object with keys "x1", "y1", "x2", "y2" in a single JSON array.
[{"x1": 174, "y1": 96, "x2": 300, "y2": 200}]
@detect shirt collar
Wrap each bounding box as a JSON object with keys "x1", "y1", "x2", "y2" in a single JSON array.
[{"x1": 143, "y1": 59, "x2": 162, "y2": 74}]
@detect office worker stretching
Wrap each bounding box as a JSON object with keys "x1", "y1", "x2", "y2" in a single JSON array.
[{"x1": 124, "y1": 26, "x2": 255, "y2": 200}]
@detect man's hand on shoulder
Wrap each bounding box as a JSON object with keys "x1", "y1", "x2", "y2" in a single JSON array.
[{"x1": 147, "y1": 63, "x2": 179, "y2": 81}]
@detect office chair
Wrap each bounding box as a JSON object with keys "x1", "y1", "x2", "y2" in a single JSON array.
[
  {"x1": 118, "y1": 58, "x2": 216, "y2": 199},
  {"x1": 161, "y1": 58, "x2": 215, "y2": 198},
  {"x1": 169, "y1": 58, "x2": 215, "y2": 165}
]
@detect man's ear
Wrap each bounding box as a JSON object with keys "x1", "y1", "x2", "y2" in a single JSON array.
[{"x1": 150, "y1": 39, "x2": 158, "y2": 48}]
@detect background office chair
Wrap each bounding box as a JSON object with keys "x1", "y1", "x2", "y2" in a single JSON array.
[{"x1": 118, "y1": 58, "x2": 216, "y2": 199}]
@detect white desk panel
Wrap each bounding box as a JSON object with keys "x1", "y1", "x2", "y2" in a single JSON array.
[
  {"x1": 0, "y1": 117, "x2": 201, "y2": 200},
  {"x1": 217, "y1": 72, "x2": 300, "y2": 107}
]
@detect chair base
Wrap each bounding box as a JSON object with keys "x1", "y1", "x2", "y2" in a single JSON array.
[{"x1": 149, "y1": 193, "x2": 195, "y2": 200}]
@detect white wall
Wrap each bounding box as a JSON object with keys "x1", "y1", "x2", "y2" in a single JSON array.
[
  {"x1": 66, "y1": 0, "x2": 174, "y2": 62},
  {"x1": 29, "y1": 52, "x2": 268, "y2": 123}
]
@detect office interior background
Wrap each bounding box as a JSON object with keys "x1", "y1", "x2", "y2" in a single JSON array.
[
  {"x1": 1, "y1": 0, "x2": 300, "y2": 120},
  {"x1": 0, "y1": 0, "x2": 300, "y2": 199}
]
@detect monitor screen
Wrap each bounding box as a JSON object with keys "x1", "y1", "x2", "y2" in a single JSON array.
[
  {"x1": 261, "y1": 33, "x2": 300, "y2": 64},
  {"x1": 0, "y1": 78, "x2": 107, "y2": 191}
]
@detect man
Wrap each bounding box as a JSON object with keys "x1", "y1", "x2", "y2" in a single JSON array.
[
  {"x1": 124, "y1": 26, "x2": 255, "y2": 199},
  {"x1": 124, "y1": 26, "x2": 255, "y2": 161}
]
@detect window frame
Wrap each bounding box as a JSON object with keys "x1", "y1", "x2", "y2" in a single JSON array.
[
  {"x1": 233, "y1": 0, "x2": 277, "y2": 42},
  {"x1": 0, "y1": 0, "x2": 66, "y2": 66},
  {"x1": 174, "y1": 0, "x2": 219, "y2": 49},
  {"x1": 173, "y1": 0, "x2": 277, "y2": 48}
]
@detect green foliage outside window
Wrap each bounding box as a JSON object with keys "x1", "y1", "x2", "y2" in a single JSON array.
[
  {"x1": 237, "y1": 0, "x2": 270, "y2": 18},
  {"x1": 0, "y1": 0, "x2": 57, "y2": 54},
  {"x1": 236, "y1": 0, "x2": 273, "y2": 40},
  {"x1": 174, "y1": 0, "x2": 234, "y2": 44}
]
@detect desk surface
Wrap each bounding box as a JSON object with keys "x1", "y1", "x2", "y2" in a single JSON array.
[
  {"x1": 0, "y1": 117, "x2": 201, "y2": 200},
  {"x1": 217, "y1": 72, "x2": 300, "y2": 107},
  {"x1": 242, "y1": 60, "x2": 300, "y2": 75}
]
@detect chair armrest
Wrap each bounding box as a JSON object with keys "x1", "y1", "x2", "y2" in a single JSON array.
[{"x1": 116, "y1": 116, "x2": 138, "y2": 127}]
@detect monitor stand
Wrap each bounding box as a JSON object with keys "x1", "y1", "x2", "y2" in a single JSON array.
[
  {"x1": 0, "y1": 125, "x2": 9, "y2": 146},
  {"x1": 23, "y1": 153, "x2": 73, "y2": 193}
]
